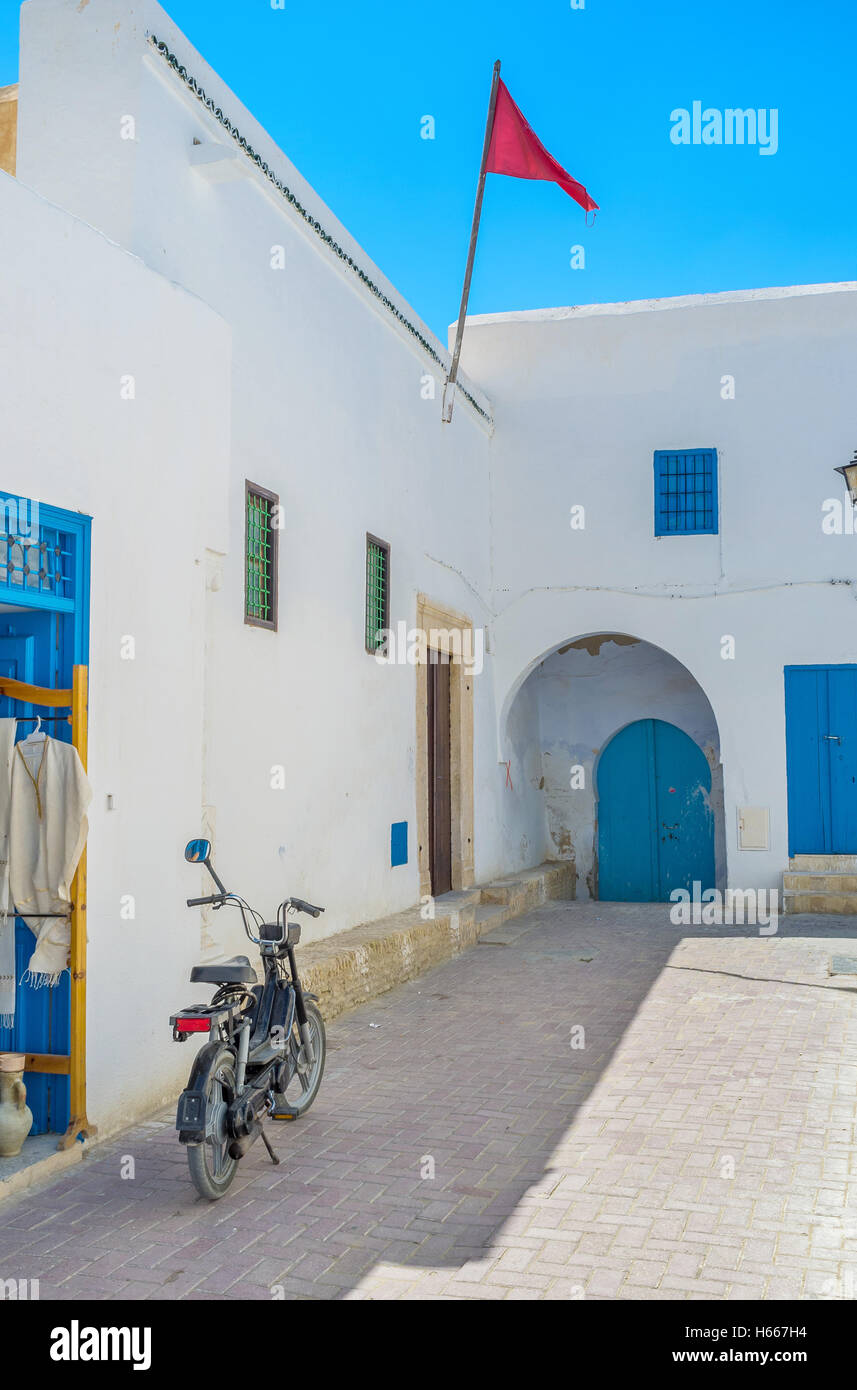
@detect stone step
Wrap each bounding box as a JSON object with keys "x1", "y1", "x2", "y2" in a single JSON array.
[
  {"x1": 474, "y1": 902, "x2": 513, "y2": 935},
  {"x1": 783, "y1": 872, "x2": 857, "y2": 892},
  {"x1": 789, "y1": 854, "x2": 857, "y2": 872},
  {"x1": 782, "y1": 888, "x2": 857, "y2": 915},
  {"x1": 480, "y1": 867, "x2": 561, "y2": 916},
  {"x1": 480, "y1": 881, "x2": 531, "y2": 915}
]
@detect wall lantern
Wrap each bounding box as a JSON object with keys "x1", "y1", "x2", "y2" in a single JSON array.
[{"x1": 835, "y1": 449, "x2": 857, "y2": 507}]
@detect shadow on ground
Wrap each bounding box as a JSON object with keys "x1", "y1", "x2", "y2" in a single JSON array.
[{"x1": 0, "y1": 901, "x2": 855, "y2": 1299}]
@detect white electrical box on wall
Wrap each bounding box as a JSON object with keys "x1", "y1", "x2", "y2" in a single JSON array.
[{"x1": 738, "y1": 806, "x2": 770, "y2": 850}]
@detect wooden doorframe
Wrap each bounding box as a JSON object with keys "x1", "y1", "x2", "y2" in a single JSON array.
[
  {"x1": 415, "y1": 594, "x2": 475, "y2": 900},
  {"x1": 427, "y1": 655, "x2": 452, "y2": 896}
]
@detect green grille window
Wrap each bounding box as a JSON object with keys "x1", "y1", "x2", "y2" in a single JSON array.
[
  {"x1": 245, "y1": 483, "x2": 278, "y2": 629},
  {"x1": 365, "y1": 534, "x2": 390, "y2": 653}
]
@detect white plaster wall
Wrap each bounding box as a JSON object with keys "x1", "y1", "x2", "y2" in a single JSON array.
[
  {"x1": 15, "y1": 0, "x2": 504, "y2": 965},
  {"x1": 0, "y1": 169, "x2": 232, "y2": 1130},
  {"x1": 461, "y1": 286, "x2": 857, "y2": 891},
  {"x1": 499, "y1": 670, "x2": 545, "y2": 875}
]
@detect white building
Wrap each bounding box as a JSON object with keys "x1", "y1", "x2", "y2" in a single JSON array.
[{"x1": 0, "y1": 0, "x2": 854, "y2": 1147}]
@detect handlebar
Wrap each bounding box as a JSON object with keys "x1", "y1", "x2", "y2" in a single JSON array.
[
  {"x1": 185, "y1": 892, "x2": 324, "y2": 917},
  {"x1": 290, "y1": 897, "x2": 324, "y2": 918}
]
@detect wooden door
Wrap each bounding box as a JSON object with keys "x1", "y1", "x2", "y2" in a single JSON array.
[
  {"x1": 786, "y1": 666, "x2": 857, "y2": 854},
  {"x1": 427, "y1": 655, "x2": 452, "y2": 896},
  {"x1": 597, "y1": 719, "x2": 714, "y2": 901}
]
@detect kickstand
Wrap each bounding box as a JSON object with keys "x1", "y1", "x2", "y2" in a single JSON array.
[{"x1": 259, "y1": 1126, "x2": 281, "y2": 1166}]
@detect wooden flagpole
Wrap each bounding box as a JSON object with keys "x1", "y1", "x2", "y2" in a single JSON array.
[{"x1": 442, "y1": 59, "x2": 501, "y2": 424}]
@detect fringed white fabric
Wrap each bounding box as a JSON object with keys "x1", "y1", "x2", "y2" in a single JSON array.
[{"x1": 19, "y1": 968, "x2": 64, "y2": 990}]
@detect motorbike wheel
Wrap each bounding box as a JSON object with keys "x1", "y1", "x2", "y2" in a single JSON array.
[
  {"x1": 187, "y1": 1044, "x2": 239, "y2": 1201},
  {"x1": 272, "y1": 1001, "x2": 326, "y2": 1119}
]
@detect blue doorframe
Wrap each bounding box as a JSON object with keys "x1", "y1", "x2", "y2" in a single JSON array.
[
  {"x1": 597, "y1": 718, "x2": 715, "y2": 901},
  {"x1": 785, "y1": 665, "x2": 857, "y2": 855},
  {"x1": 0, "y1": 495, "x2": 91, "y2": 1134}
]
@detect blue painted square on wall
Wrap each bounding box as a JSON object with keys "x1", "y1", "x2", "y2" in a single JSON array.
[{"x1": 391, "y1": 821, "x2": 408, "y2": 867}]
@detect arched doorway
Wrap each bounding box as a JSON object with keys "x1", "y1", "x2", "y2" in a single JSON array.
[
  {"x1": 597, "y1": 718, "x2": 715, "y2": 901},
  {"x1": 498, "y1": 633, "x2": 724, "y2": 897}
]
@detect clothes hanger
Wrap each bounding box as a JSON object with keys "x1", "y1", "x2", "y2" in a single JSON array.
[{"x1": 21, "y1": 715, "x2": 47, "y2": 744}]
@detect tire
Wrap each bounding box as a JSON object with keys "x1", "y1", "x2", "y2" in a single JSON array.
[
  {"x1": 271, "y1": 1001, "x2": 326, "y2": 1120},
  {"x1": 186, "y1": 1044, "x2": 239, "y2": 1201}
]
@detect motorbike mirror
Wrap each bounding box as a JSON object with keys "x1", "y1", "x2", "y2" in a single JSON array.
[{"x1": 185, "y1": 838, "x2": 211, "y2": 864}]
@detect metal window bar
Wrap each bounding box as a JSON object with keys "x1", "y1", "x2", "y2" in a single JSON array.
[
  {"x1": 657, "y1": 452, "x2": 715, "y2": 534},
  {"x1": 365, "y1": 537, "x2": 389, "y2": 653},
  {"x1": 15, "y1": 715, "x2": 70, "y2": 723},
  {"x1": 0, "y1": 525, "x2": 75, "y2": 600},
  {"x1": 245, "y1": 485, "x2": 278, "y2": 629}
]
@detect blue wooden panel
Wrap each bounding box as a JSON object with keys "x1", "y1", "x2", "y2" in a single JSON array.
[
  {"x1": 597, "y1": 720, "x2": 658, "y2": 901},
  {"x1": 0, "y1": 625, "x2": 72, "y2": 1132},
  {"x1": 651, "y1": 720, "x2": 714, "y2": 899},
  {"x1": 598, "y1": 718, "x2": 714, "y2": 901},
  {"x1": 0, "y1": 921, "x2": 69, "y2": 1134},
  {"x1": 0, "y1": 637, "x2": 35, "y2": 686},
  {"x1": 828, "y1": 668, "x2": 857, "y2": 853},
  {"x1": 786, "y1": 665, "x2": 857, "y2": 855},
  {"x1": 785, "y1": 668, "x2": 828, "y2": 855},
  {"x1": 391, "y1": 821, "x2": 408, "y2": 867}
]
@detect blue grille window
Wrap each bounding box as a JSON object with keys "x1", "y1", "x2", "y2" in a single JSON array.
[
  {"x1": 0, "y1": 501, "x2": 76, "y2": 601},
  {"x1": 654, "y1": 449, "x2": 718, "y2": 536}
]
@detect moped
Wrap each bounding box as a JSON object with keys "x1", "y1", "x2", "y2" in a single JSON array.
[{"x1": 171, "y1": 838, "x2": 326, "y2": 1200}]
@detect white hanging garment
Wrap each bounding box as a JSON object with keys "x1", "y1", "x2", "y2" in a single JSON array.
[
  {"x1": 10, "y1": 735, "x2": 92, "y2": 988},
  {"x1": 0, "y1": 718, "x2": 16, "y2": 1027}
]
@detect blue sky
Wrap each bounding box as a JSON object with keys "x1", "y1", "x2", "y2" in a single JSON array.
[{"x1": 2, "y1": 0, "x2": 855, "y2": 340}]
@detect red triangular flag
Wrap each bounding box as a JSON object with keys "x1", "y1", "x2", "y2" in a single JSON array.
[{"x1": 486, "y1": 79, "x2": 598, "y2": 214}]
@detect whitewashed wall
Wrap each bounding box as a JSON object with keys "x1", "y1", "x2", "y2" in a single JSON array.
[
  {"x1": 462, "y1": 286, "x2": 857, "y2": 891},
  {"x1": 16, "y1": 0, "x2": 501, "y2": 969},
  {"x1": 0, "y1": 168, "x2": 232, "y2": 1128}
]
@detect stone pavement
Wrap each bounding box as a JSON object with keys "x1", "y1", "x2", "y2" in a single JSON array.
[{"x1": 1, "y1": 901, "x2": 857, "y2": 1301}]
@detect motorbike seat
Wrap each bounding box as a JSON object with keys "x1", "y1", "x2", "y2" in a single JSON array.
[{"x1": 190, "y1": 955, "x2": 257, "y2": 985}]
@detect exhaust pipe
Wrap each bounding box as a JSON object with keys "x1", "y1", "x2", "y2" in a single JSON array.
[{"x1": 228, "y1": 1121, "x2": 261, "y2": 1160}]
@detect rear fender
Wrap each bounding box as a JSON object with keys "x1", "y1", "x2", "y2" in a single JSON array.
[{"x1": 176, "y1": 1039, "x2": 235, "y2": 1143}]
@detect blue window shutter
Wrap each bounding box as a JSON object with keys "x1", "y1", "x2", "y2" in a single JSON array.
[
  {"x1": 391, "y1": 821, "x2": 408, "y2": 867},
  {"x1": 654, "y1": 449, "x2": 718, "y2": 536}
]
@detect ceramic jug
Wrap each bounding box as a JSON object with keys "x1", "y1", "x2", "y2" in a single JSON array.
[{"x1": 0, "y1": 1053, "x2": 34, "y2": 1157}]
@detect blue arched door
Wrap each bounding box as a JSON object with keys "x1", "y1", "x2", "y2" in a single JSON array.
[{"x1": 597, "y1": 719, "x2": 715, "y2": 901}]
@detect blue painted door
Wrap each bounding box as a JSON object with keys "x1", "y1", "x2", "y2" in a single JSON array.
[
  {"x1": 785, "y1": 666, "x2": 857, "y2": 855},
  {"x1": 0, "y1": 500, "x2": 90, "y2": 1136},
  {"x1": 597, "y1": 718, "x2": 715, "y2": 901}
]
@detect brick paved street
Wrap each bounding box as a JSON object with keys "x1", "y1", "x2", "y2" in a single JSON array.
[{"x1": 2, "y1": 901, "x2": 857, "y2": 1301}]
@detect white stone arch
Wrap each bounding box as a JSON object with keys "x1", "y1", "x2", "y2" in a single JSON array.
[{"x1": 498, "y1": 624, "x2": 726, "y2": 895}]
